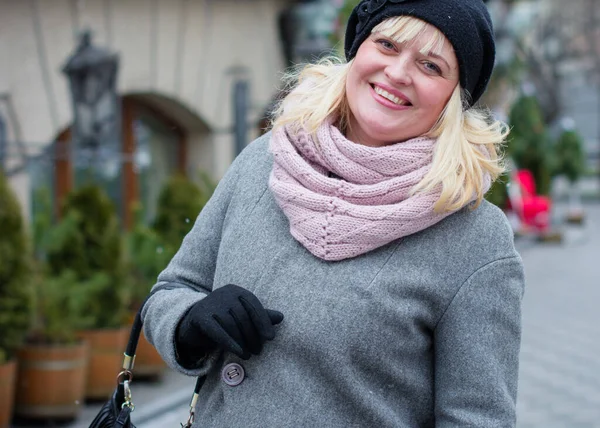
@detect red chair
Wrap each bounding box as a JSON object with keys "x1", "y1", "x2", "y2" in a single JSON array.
[{"x1": 507, "y1": 169, "x2": 552, "y2": 234}]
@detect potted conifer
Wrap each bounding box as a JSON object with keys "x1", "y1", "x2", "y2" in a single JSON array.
[
  {"x1": 508, "y1": 95, "x2": 554, "y2": 197},
  {"x1": 152, "y1": 174, "x2": 208, "y2": 251},
  {"x1": 0, "y1": 172, "x2": 32, "y2": 428},
  {"x1": 44, "y1": 184, "x2": 130, "y2": 400},
  {"x1": 13, "y1": 187, "x2": 89, "y2": 421},
  {"x1": 553, "y1": 125, "x2": 586, "y2": 224}
]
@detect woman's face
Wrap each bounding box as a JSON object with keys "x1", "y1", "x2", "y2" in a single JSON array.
[{"x1": 345, "y1": 24, "x2": 459, "y2": 147}]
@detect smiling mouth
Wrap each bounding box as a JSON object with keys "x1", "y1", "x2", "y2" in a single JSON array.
[{"x1": 371, "y1": 84, "x2": 412, "y2": 106}]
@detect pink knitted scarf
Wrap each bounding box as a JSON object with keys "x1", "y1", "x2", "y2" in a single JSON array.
[{"x1": 269, "y1": 121, "x2": 460, "y2": 261}]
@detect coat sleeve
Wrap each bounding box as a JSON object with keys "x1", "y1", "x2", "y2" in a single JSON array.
[
  {"x1": 433, "y1": 255, "x2": 525, "y2": 427},
  {"x1": 141, "y1": 150, "x2": 243, "y2": 376}
]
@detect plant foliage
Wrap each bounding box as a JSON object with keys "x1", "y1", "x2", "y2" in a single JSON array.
[
  {"x1": 485, "y1": 171, "x2": 510, "y2": 209},
  {"x1": 43, "y1": 185, "x2": 129, "y2": 332},
  {"x1": 126, "y1": 172, "x2": 215, "y2": 309},
  {"x1": 124, "y1": 204, "x2": 173, "y2": 309},
  {"x1": 553, "y1": 129, "x2": 586, "y2": 183},
  {"x1": 508, "y1": 95, "x2": 553, "y2": 195},
  {"x1": 152, "y1": 174, "x2": 209, "y2": 252},
  {"x1": 0, "y1": 173, "x2": 33, "y2": 363}
]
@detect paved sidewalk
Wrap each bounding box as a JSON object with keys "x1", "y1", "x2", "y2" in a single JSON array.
[
  {"x1": 14, "y1": 203, "x2": 600, "y2": 427},
  {"x1": 515, "y1": 202, "x2": 600, "y2": 428}
]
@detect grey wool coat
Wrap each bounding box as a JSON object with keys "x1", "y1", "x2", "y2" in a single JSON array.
[{"x1": 142, "y1": 132, "x2": 525, "y2": 428}]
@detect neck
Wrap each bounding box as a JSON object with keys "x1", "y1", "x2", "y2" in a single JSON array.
[
  {"x1": 345, "y1": 116, "x2": 409, "y2": 148},
  {"x1": 345, "y1": 120, "x2": 386, "y2": 148}
]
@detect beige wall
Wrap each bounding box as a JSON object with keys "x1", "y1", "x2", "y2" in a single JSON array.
[{"x1": 1, "y1": 0, "x2": 288, "y2": 217}]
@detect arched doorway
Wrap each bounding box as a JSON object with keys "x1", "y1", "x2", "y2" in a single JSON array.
[{"x1": 50, "y1": 93, "x2": 210, "y2": 229}]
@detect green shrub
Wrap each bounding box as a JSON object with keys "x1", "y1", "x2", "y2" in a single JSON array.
[
  {"x1": 27, "y1": 187, "x2": 79, "y2": 344},
  {"x1": 31, "y1": 187, "x2": 53, "y2": 260},
  {"x1": 485, "y1": 171, "x2": 510, "y2": 209},
  {"x1": 28, "y1": 269, "x2": 108, "y2": 344},
  {"x1": 553, "y1": 129, "x2": 586, "y2": 184},
  {"x1": 125, "y1": 172, "x2": 214, "y2": 309},
  {"x1": 44, "y1": 185, "x2": 129, "y2": 330},
  {"x1": 152, "y1": 174, "x2": 208, "y2": 251},
  {"x1": 508, "y1": 95, "x2": 553, "y2": 195},
  {"x1": 124, "y1": 204, "x2": 173, "y2": 309},
  {"x1": 0, "y1": 172, "x2": 33, "y2": 363}
]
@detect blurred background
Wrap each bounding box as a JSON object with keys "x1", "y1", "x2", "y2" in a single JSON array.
[{"x1": 0, "y1": 0, "x2": 598, "y2": 427}]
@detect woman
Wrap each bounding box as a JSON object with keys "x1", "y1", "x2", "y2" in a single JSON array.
[{"x1": 142, "y1": 0, "x2": 525, "y2": 426}]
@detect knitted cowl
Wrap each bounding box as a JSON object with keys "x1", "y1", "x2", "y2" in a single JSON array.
[{"x1": 268, "y1": 121, "x2": 482, "y2": 261}]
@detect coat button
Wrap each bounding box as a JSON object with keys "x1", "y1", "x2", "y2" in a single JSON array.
[{"x1": 222, "y1": 363, "x2": 245, "y2": 386}]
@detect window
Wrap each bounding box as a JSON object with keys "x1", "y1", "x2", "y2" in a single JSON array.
[{"x1": 51, "y1": 96, "x2": 187, "y2": 229}]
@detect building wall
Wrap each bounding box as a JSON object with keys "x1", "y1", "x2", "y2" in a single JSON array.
[{"x1": 0, "y1": 0, "x2": 289, "y2": 216}]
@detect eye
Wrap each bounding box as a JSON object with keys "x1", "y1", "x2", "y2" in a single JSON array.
[
  {"x1": 375, "y1": 38, "x2": 396, "y2": 51},
  {"x1": 423, "y1": 61, "x2": 442, "y2": 75}
]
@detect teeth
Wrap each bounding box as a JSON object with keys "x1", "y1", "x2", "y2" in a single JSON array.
[{"x1": 374, "y1": 86, "x2": 406, "y2": 105}]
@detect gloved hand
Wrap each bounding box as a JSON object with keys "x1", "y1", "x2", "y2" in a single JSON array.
[{"x1": 176, "y1": 284, "x2": 284, "y2": 363}]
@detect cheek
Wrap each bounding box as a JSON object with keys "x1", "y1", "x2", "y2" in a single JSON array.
[
  {"x1": 353, "y1": 58, "x2": 377, "y2": 81},
  {"x1": 346, "y1": 65, "x2": 364, "y2": 108},
  {"x1": 348, "y1": 49, "x2": 378, "y2": 82},
  {"x1": 347, "y1": 58, "x2": 379, "y2": 98},
  {"x1": 345, "y1": 73, "x2": 356, "y2": 109},
  {"x1": 419, "y1": 82, "x2": 454, "y2": 112}
]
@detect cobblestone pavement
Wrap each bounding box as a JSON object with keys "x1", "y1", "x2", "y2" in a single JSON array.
[{"x1": 515, "y1": 203, "x2": 600, "y2": 428}]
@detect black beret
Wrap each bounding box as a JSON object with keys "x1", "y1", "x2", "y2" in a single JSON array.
[{"x1": 344, "y1": 0, "x2": 496, "y2": 106}]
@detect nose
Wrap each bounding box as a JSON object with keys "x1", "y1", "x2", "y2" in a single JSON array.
[{"x1": 384, "y1": 56, "x2": 413, "y2": 86}]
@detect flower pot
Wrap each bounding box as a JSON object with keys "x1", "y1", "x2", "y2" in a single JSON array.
[
  {"x1": 0, "y1": 359, "x2": 17, "y2": 428},
  {"x1": 134, "y1": 331, "x2": 166, "y2": 380},
  {"x1": 77, "y1": 327, "x2": 128, "y2": 400},
  {"x1": 14, "y1": 342, "x2": 88, "y2": 420},
  {"x1": 566, "y1": 211, "x2": 585, "y2": 225}
]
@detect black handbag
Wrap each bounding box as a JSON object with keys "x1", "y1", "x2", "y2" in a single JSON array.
[{"x1": 89, "y1": 299, "x2": 206, "y2": 428}]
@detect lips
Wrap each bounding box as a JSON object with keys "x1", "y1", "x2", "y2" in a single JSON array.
[{"x1": 370, "y1": 83, "x2": 412, "y2": 107}]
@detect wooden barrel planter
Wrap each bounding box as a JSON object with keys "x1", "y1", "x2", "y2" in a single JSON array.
[
  {"x1": 0, "y1": 359, "x2": 17, "y2": 428},
  {"x1": 14, "y1": 342, "x2": 88, "y2": 420},
  {"x1": 77, "y1": 327, "x2": 128, "y2": 400}
]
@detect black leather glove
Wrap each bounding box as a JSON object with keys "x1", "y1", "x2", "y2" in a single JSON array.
[{"x1": 176, "y1": 284, "x2": 284, "y2": 363}]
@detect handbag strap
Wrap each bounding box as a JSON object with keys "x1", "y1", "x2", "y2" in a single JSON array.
[
  {"x1": 123, "y1": 291, "x2": 156, "y2": 366},
  {"x1": 119, "y1": 290, "x2": 207, "y2": 426}
]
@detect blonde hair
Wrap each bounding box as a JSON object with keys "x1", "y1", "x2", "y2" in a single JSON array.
[{"x1": 271, "y1": 16, "x2": 508, "y2": 213}]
